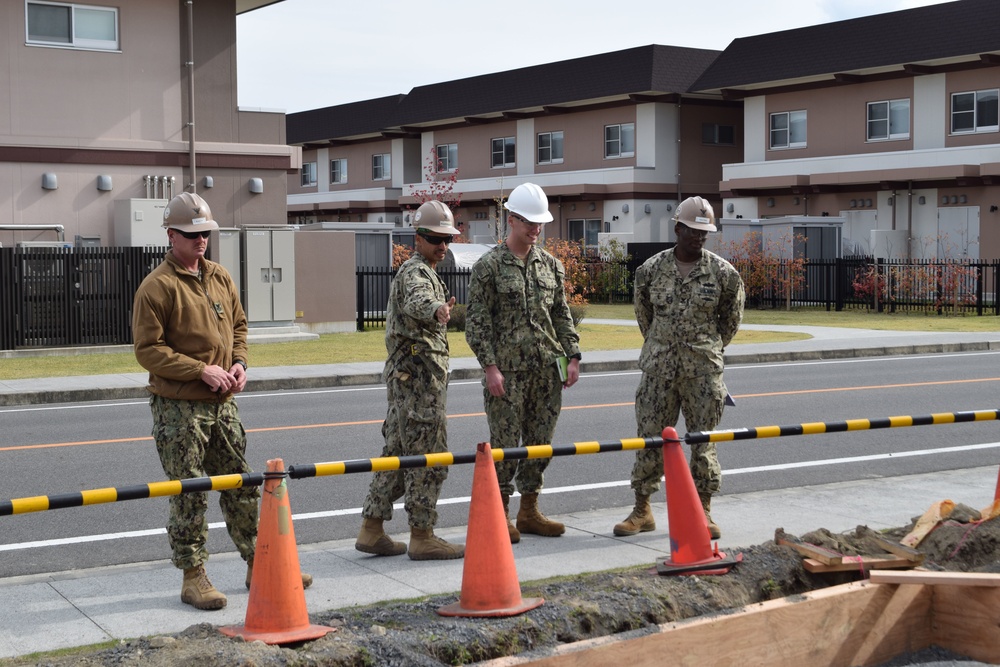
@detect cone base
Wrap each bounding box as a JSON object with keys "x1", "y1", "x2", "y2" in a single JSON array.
[
  {"x1": 219, "y1": 623, "x2": 336, "y2": 645},
  {"x1": 437, "y1": 596, "x2": 544, "y2": 618},
  {"x1": 656, "y1": 551, "x2": 743, "y2": 577}
]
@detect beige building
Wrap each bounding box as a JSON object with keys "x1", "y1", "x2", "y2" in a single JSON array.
[{"x1": 0, "y1": 0, "x2": 297, "y2": 248}]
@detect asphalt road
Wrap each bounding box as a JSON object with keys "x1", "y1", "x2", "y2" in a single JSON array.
[{"x1": 1, "y1": 349, "x2": 998, "y2": 578}]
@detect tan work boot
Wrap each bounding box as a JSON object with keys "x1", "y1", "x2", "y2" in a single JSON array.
[
  {"x1": 516, "y1": 492, "x2": 565, "y2": 537},
  {"x1": 613, "y1": 493, "x2": 656, "y2": 536},
  {"x1": 181, "y1": 565, "x2": 227, "y2": 610},
  {"x1": 355, "y1": 517, "x2": 407, "y2": 556},
  {"x1": 245, "y1": 558, "x2": 313, "y2": 590},
  {"x1": 502, "y1": 494, "x2": 521, "y2": 544},
  {"x1": 699, "y1": 492, "x2": 721, "y2": 539},
  {"x1": 407, "y1": 527, "x2": 465, "y2": 560}
]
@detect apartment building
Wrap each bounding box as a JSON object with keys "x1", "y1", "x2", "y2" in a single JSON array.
[
  {"x1": 694, "y1": 0, "x2": 1000, "y2": 260},
  {"x1": 0, "y1": 0, "x2": 297, "y2": 249},
  {"x1": 286, "y1": 45, "x2": 742, "y2": 249}
]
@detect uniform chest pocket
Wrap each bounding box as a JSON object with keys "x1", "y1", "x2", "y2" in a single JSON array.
[
  {"x1": 694, "y1": 285, "x2": 720, "y2": 309},
  {"x1": 649, "y1": 286, "x2": 672, "y2": 309},
  {"x1": 497, "y1": 275, "x2": 525, "y2": 303},
  {"x1": 536, "y1": 274, "x2": 558, "y2": 306}
]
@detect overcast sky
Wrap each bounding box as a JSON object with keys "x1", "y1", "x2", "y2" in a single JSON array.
[{"x1": 236, "y1": 0, "x2": 947, "y2": 114}]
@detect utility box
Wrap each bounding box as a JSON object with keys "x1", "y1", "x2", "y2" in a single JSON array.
[
  {"x1": 208, "y1": 228, "x2": 242, "y2": 298},
  {"x1": 114, "y1": 199, "x2": 168, "y2": 247},
  {"x1": 243, "y1": 228, "x2": 296, "y2": 324}
]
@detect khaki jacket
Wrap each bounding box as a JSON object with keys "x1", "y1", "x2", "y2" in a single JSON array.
[{"x1": 132, "y1": 251, "x2": 248, "y2": 402}]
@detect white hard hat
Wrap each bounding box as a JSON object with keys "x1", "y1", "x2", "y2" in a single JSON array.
[
  {"x1": 504, "y1": 183, "x2": 553, "y2": 223},
  {"x1": 673, "y1": 196, "x2": 717, "y2": 232},
  {"x1": 413, "y1": 200, "x2": 459, "y2": 235}
]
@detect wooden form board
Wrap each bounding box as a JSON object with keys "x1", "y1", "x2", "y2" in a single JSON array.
[{"x1": 477, "y1": 574, "x2": 1000, "y2": 667}]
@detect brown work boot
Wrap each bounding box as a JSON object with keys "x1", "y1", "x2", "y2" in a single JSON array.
[
  {"x1": 407, "y1": 527, "x2": 465, "y2": 561},
  {"x1": 181, "y1": 565, "x2": 227, "y2": 610},
  {"x1": 355, "y1": 517, "x2": 407, "y2": 556},
  {"x1": 613, "y1": 493, "x2": 656, "y2": 536},
  {"x1": 502, "y1": 494, "x2": 521, "y2": 544},
  {"x1": 516, "y1": 492, "x2": 565, "y2": 537},
  {"x1": 245, "y1": 558, "x2": 313, "y2": 590},
  {"x1": 699, "y1": 492, "x2": 721, "y2": 539}
]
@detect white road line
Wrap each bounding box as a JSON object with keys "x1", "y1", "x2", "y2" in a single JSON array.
[{"x1": 3, "y1": 440, "x2": 998, "y2": 552}]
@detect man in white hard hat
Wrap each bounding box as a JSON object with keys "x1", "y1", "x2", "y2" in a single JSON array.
[
  {"x1": 356, "y1": 200, "x2": 465, "y2": 561},
  {"x1": 132, "y1": 192, "x2": 310, "y2": 610},
  {"x1": 614, "y1": 196, "x2": 745, "y2": 540},
  {"x1": 466, "y1": 182, "x2": 582, "y2": 543}
]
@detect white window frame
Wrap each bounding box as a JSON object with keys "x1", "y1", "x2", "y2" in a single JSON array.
[
  {"x1": 436, "y1": 143, "x2": 458, "y2": 172},
  {"x1": 372, "y1": 153, "x2": 391, "y2": 181},
  {"x1": 330, "y1": 158, "x2": 347, "y2": 184},
  {"x1": 26, "y1": 1, "x2": 119, "y2": 51},
  {"x1": 769, "y1": 110, "x2": 807, "y2": 149},
  {"x1": 301, "y1": 162, "x2": 317, "y2": 187},
  {"x1": 867, "y1": 99, "x2": 910, "y2": 141},
  {"x1": 950, "y1": 89, "x2": 999, "y2": 135},
  {"x1": 568, "y1": 218, "x2": 602, "y2": 248},
  {"x1": 537, "y1": 131, "x2": 564, "y2": 164},
  {"x1": 491, "y1": 137, "x2": 515, "y2": 168},
  {"x1": 604, "y1": 123, "x2": 635, "y2": 158}
]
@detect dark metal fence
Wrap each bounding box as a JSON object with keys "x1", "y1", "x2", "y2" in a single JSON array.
[
  {"x1": 1, "y1": 246, "x2": 167, "y2": 350},
  {"x1": 356, "y1": 266, "x2": 473, "y2": 330}
]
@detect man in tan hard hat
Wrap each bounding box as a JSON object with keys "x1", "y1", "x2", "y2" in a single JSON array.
[
  {"x1": 132, "y1": 192, "x2": 310, "y2": 610},
  {"x1": 466, "y1": 182, "x2": 582, "y2": 543},
  {"x1": 614, "y1": 196, "x2": 745, "y2": 540},
  {"x1": 355, "y1": 200, "x2": 465, "y2": 560}
]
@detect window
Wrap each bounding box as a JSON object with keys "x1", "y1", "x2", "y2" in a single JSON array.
[
  {"x1": 867, "y1": 99, "x2": 910, "y2": 141},
  {"x1": 372, "y1": 153, "x2": 390, "y2": 181},
  {"x1": 491, "y1": 137, "x2": 515, "y2": 168},
  {"x1": 537, "y1": 131, "x2": 564, "y2": 164},
  {"x1": 769, "y1": 110, "x2": 807, "y2": 149},
  {"x1": 330, "y1": 158, "x2": 347, "y2": 184},
  {"x1": 604, "y1": 123, "x2": 635, "y2": 158},
  {"x1": 27, "y1": 1, "x2": 119, "y2": 51},
  {"x1": 568, "y1": 219, "x2": 602, "y2": 247},
  {"x1": 436, "y1": 143, "x2": 458, "y2": 172},
  {"x1": 300, "y1": 162, "x2": 317, "y2": 186},
  {"x1": 702, "y1": 123, "x2": 735, "y2": 145},
  {"x1": 951, "y1": 89, "x2": 999, "y2": 134}
]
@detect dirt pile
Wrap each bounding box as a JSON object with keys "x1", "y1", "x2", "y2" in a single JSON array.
[{"x1": 10, "y1": 508, "x2": 999, "y2": 667}]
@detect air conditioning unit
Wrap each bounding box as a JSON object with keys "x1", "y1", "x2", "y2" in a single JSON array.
[{"x1": 17, "y1": 241, "x2": 72, "y2": 248}]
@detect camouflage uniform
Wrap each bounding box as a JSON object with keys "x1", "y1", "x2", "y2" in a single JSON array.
[
  {"x1": 132, "y1": 251, "x2": 258, "y2": 570},
  {"x1": 363, "y1": 253, "x2": 451, "y2": 529},
  {"x1": 465, "y1": 242, "x2": 581, "y2": 495},
  {"x1": 631, "y1": 247, "x2": 745, "y2": 497}
]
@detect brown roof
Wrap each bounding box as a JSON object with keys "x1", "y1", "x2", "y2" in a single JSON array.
[{"x1": 691, "y1": 0, "x2": 1000, "y2": 92}]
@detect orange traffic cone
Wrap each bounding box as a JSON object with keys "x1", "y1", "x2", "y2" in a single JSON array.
[
  {"x1": 438, "y1": 442, "x2": 544, "y2": 617},
  {"x1": 994, "y1": 464, "x2": 999, "y2": 502},
  {"x1": 656, "y1": 427, "x2": 741, "y2": 576},
  {"x1": 220, "y1": 459, "x2": 335, "y2": 644}
]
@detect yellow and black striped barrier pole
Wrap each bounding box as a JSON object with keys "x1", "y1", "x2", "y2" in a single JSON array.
[
  {"x1": 0, "y1": 472, "x2": 266, "y2": 517},
  {"x1": 287, "y1": 437, "x2": 659, "y2": 479},
  {"x1": 684, "y1": 409, "x2": 1000, "y2": 444}
]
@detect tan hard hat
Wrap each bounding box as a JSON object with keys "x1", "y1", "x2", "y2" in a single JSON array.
[
  {"x1": 413, "y1": 200, "x2": 459, "y2": 235},
  {"x1": 163, "y1": 192, "x2": 219, "y2": 232},
  {"x1": 674, "y1": 196, "x2": 717, "y2": 232}
]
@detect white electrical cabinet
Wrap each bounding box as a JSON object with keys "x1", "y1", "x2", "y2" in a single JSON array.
[
  {"x1": 243, "y1": 228, "x2": 296, "y2": 324},
  {"x1": 114, "y1": 199, "x2": 168, "y2": 247}
]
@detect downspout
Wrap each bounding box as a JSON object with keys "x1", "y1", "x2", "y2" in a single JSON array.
[
  {"x1": 185, "y1": 0, "x2": 197, "y2": 193},
  {"x1": 906, "y1": 181, "x2": 913, "y2": 261}
]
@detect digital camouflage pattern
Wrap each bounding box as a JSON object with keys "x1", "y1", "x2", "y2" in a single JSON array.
[
  {"x1": 630, "y1": 247, "x2": 745, "y2": 495},
  {"x1": 465, "y1": 243, "x2": 580, "y2": 371},
  {"x1": 383, "y1": 254, "x2": 451, "y2": 378},
  {"x1": 150, "y1": 395, "x2": 259, "y2": 569},
  {"x1": 364, "y1": 252, "x2": 452, "y2": 529},
  {"x1": 466, "y1": 242, "x2": 580, "y2": 493}
]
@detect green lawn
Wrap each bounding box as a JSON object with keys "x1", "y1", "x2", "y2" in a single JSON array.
[{"x1": 0, "y1": 304, "x2": 995, "y2": 381}]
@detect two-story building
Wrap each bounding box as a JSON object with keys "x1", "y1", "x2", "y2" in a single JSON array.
[
  {"x1": 286, "y1": 45, "x2": 743, "y2": 250},
  {"x1": 0, "y1": 0, "x2": 297, "y2": 249},
  {"x1": 694, "y1": 0, "x2": 1000, "y2": 260}
]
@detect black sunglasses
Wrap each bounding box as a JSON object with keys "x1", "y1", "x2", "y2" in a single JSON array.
[
  {"x1": 417, "y1": 232, "x2": 453, "y2": 246},
  {"x1": 175, "y1": 230, "x2": 211, "y2": 240}
]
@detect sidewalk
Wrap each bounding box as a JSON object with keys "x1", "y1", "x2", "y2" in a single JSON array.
[{"x1": 2, "y1": 325, "x2": 1000, "y2": 658}]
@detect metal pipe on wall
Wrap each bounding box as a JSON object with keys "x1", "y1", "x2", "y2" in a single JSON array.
[
  {"x1": 186, "y1": 0, "x2": 197, "y2": 193},
  {"x1": 0, "y1": 224, "x2": 65, "y2": 241}
]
